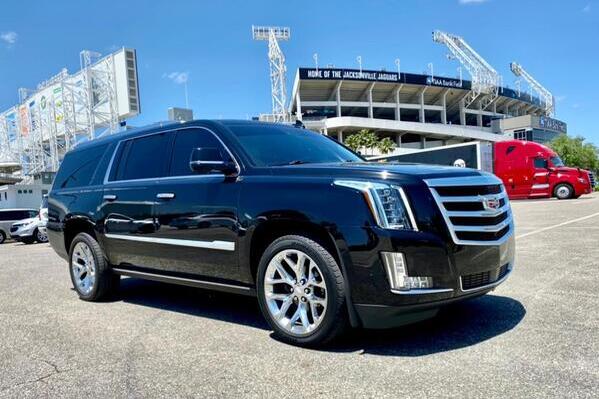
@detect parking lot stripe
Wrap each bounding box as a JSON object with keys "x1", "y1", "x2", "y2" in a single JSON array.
[{"x1": 516, "y1": 211, "x2": 599, "y2": 240}]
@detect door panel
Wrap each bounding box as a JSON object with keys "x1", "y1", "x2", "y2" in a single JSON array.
[
  {"x1": 100, "y1": 181, "x2": 161, "y2": 267},
  {"x1": 530, "y1": 157, "x2": 551, "y2": 197},
  {"x1": 153, "y1": 176, "x2": 241, "y2": 281}
]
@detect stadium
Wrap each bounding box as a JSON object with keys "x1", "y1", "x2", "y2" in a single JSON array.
[{"x1": 289, "y1": 66, "x2": 566, "y2": 153}]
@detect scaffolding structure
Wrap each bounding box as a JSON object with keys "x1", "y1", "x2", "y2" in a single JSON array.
[
  {"x1": 0, "y1": 48, "x2": 138, "y2": 183},
  {"x1": 510, "y1": 62, "x2": 554, "y2": 116},
  {"x1": 252, "y1": 25, "x2": 291, "y2": 122},
  {"x1": 433, "y1": 30, "x2": 500, "y2": 110}
]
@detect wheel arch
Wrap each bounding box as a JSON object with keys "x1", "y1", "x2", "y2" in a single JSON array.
[
  {"x1": 63, "y1": 215, "x2": 97, "y2": 254},
  {"x1": 247, "y1": 218, "x2": 361, "y2": 327}
]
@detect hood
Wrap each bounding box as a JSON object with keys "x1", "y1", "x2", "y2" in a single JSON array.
[
  {"x1": 268, "y1": 162, "x2": 485, "y2": 182},
  {"x1": 13, "y1": 217, "x2": 37, "y2": 226},
  {"x1": 555, "y1": 166, "x2": 588, "y2": 176}
]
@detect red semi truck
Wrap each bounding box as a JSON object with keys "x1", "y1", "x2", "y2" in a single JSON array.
[
  {"x1": 494, "y1": 140, "x2": 594, "y2": 200},
  {"x1": 374, "y1": 139, "x2": 596, "y2": 200}
]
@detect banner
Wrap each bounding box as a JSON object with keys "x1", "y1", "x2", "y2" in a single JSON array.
[{"x1": 18, "y1": 105, "x2": 30, "y2": 137}]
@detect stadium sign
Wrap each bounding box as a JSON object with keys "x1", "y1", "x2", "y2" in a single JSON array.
[
  {"x1": 538, "y1": 116, "x2": 567, "y2": 134},
  {"x1": 299, "y1": 68, "x2": 467, "y2": 89}
]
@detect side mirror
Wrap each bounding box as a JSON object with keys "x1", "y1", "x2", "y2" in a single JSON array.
[
  {"x1": 548, "y1": 166, "x2": 556, "y2": 172},
  {"x1": 189, "y1": 148, "x2": 237, "y2": 176}
]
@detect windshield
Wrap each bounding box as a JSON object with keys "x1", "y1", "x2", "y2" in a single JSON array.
[
  {"x1": 227, "y1": 124, "x2": 363, "y2": 167},
  {"x1": 550, "y1": 156, "x2": 564, "y2": 167}
]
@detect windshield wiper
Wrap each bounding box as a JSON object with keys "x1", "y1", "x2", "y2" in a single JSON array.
[{"x1": 273, "y1": 160, "x2": 311, "y2": 166}]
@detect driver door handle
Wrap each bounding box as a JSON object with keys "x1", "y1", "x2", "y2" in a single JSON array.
[
  {"x1": 103, "y1": 194, "x2": 117, "y2": 201},
  {"x1": 156, "y1": 193, "x2": 175, "y2": 200}
]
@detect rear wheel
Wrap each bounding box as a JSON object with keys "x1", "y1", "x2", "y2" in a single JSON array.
[
  {"x1": 256, "y1": 235, "x2": 348, "y2": 347},
  {"x1": 69, "y1": 232, "x2": 120, "y2": 301},
  {"x1": 554, "y1": 183, "x2": 573, "y2": 200}
]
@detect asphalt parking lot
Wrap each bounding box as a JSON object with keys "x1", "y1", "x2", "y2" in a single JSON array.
[{"x1": 1, "y1": 194, "x2": 598, "y2": 398}]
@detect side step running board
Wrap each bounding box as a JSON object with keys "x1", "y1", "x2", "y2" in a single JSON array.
[{"x1": 112, "y1": 268, "x2": 256, "y2": 296}]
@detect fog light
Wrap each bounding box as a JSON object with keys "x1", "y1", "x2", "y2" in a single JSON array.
[{"x1": 381, "y1": 252, "x2": 433, "y2": 291}]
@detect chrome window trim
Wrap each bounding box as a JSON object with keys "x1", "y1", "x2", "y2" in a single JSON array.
[
  {"x1": 104, "y1": 233, "x2": 235, "y2": 251},
  {"x1": 424, "y1": 174, "x2": 515, "y2": 246},
  {"x1": 459, "y1": 262, "x2": 514, "y2": 293},
  {"x1": 103, "y1": 126, "x2": 241, "y2": 185}
]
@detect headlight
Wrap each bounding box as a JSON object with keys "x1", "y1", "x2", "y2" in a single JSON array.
[{"x1": 334, "y1": 180, "x2": 418, "y2": 230}]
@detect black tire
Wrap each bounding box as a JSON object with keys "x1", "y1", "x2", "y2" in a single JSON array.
[
  {"x1": 68, "y1": 232, "x2": 120, "y2": 301},
  {"x1": 34, "y1": 228, "x2": 48, "y2": 243},
  {"x1": 554, "y1": 183, "x2": 574, "y2": 200},
  {"x1": 256, "y1": 235, "x2": 348, "y2": 347},
  {"x1": 0, "y1": 231, "x2": 5, "y2": 244}
]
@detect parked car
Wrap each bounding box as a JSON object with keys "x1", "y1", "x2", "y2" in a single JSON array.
[
  {"x1": 0, "y1": 208, "x2": 38, "y2": 244},
  {"x1": 10, "y1": 216, "x2": 48, "y2": 244},
  {"x1": 38, "y1": 194, "x2": 49, "y2": 238},
  {"x1": 47, "y1": 120, "x2": 515, "y2": 346}
]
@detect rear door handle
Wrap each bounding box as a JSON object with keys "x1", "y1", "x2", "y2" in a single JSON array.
[
  {"x1": 103, "y1": 194, "x2": 117, "y2": 201},
  {"x1": 156, "y1": 193, "x2": 175, "y2": 200}
]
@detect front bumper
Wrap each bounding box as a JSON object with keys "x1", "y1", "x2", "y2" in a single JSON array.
[
  {"x1": 339, "y1": 226, "x2": 516, "y2": 328},
  {"x1": 10, "y1": 224, "x2": 37, "y2": 240}
]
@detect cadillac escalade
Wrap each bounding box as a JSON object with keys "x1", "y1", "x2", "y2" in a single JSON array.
[{"x1": 47, "y1": 120, "x2": 515, "y2": 346}]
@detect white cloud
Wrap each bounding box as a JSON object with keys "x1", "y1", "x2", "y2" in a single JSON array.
[
  {"x1": 0, "y1": 31, "x2": 17, "y2": 45},
  {"x1": 583, "y1": 3, "x2": 591, "y2": 12},
  {"x1": 459, "y1": 0, "x2": 489, "y2": 4},
  {"x1": 163, "y1": 71, "x2": 189, "y2": 84}
]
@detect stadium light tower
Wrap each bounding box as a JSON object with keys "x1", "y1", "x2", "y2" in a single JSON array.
[
  {"x1": 432, "y1": 30, "x2": 500, "y2": 109},
  {"x1": 252, "y1": 25, "x2": 291, "y2": 121},
  {"x1": 510, "y1": 62, "x2": 554, "y2": 116}
]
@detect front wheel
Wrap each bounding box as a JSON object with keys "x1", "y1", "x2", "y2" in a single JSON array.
[
  {"x1": 554, "y1": 183, "x2": 573, "y2": 200},
  {"x1": 0, "y1": 231, "x2": 5, "y2": 244},
  {"x1": 256, "y1": 235, "x2": 348, "y2": 347},
  {"x1": 35, "y1": 228, "x2": 48, "y2": 243},
  {"x1": 69, "y1": 232, "x2": 120, "y2": 301}
]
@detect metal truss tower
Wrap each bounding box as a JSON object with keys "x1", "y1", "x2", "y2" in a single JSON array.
[
  {"x1": 433, "y1": 30, "x2": 500, "y2": 109},
  {"x1": 0, "y1": 48, "x2": 128, "y2": 183},
  {"x1": 252, "y1": 25, "x2": 291, "y2": 121},
  {"x1": 510, "y1": 62, "x2": 554, "y2": 116}
]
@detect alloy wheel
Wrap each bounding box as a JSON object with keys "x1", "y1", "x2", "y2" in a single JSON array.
[
  {"x1": 263, "y1": 249, "x2": 328, "y2": 336},
  {"x1": 37, "y1": 229, "x2": 48, "y2": 243},
  {"x1": 71, "y1": 242, "x2": 96, "y2": 295}
]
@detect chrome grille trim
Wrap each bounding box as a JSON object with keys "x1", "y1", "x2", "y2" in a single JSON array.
[{"x1": 424, "y1": 173, "x2": 514, "y2": 246}]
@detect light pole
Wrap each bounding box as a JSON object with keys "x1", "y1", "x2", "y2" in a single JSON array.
[
  {"x1": 357, "y1": 56, "x2": 362, "y2": 74},
  {"x1": 313, "y1": 53, "x2": 318, "y2": 72},
  {"x1": 395, "y1": 58, "x2": 401, "y2": 78},
  {"x1": 458, "y1": 66, "x2": 462, "y2": 85},
  {"x1": 427, "y1": 62, "x2": 434, "y2": 80}
]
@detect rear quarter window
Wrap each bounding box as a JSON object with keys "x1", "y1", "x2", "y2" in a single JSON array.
[{"x1": 53, "y1": 144, "x2": 109, "y2": 190}]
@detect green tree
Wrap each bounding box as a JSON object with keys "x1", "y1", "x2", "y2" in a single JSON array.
[
  {"x1": 377, "y1": 137, "x2": 396, "y2": 155},
  {"x1": 549, "y1": 135, "x2": 599, "y2": 172},
  {"x1": 344, "y1": 129, "x2": 379, "y2": 154}
]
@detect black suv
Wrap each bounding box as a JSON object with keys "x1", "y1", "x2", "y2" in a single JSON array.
[{"x1": 47, "y1": 120, "x2": 515, "y2": 346}]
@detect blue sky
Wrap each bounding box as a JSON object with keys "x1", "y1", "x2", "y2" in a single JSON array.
[{"x1": 1, "y1": 0, "x2": 598, "y2": 143}]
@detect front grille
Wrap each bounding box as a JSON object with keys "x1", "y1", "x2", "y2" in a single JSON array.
[
  {"x1": 425, "y1": 174, "x2": 514, "y2": 245},
  {"x1": 589, "y1": 172, "x2": 596, "y2": 189},
  {"x1": 461, "y1": 263, "x2": 511, "y2": 290}
]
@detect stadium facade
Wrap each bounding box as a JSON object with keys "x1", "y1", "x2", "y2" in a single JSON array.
[{"x1": 288, "y1": 67, "x2": 567, "y2": 154}]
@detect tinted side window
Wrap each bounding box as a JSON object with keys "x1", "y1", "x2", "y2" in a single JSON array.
[
  {"x1": 115, "y1": 133, "x2": 169, "y2": 181},
  {"x1": 169, "y1": 129, "x2": 223, "y2": 176},
  {"x1": 533, "y1": 158, "x2": 548, "y2": 169},
  {"x1": 53, "y1": 144, "x2": 109, "y2": 189}
]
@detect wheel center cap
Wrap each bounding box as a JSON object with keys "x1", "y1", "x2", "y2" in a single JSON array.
[{"x1": 294, "y1": 286, "x2": 304, "y2": 296}]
